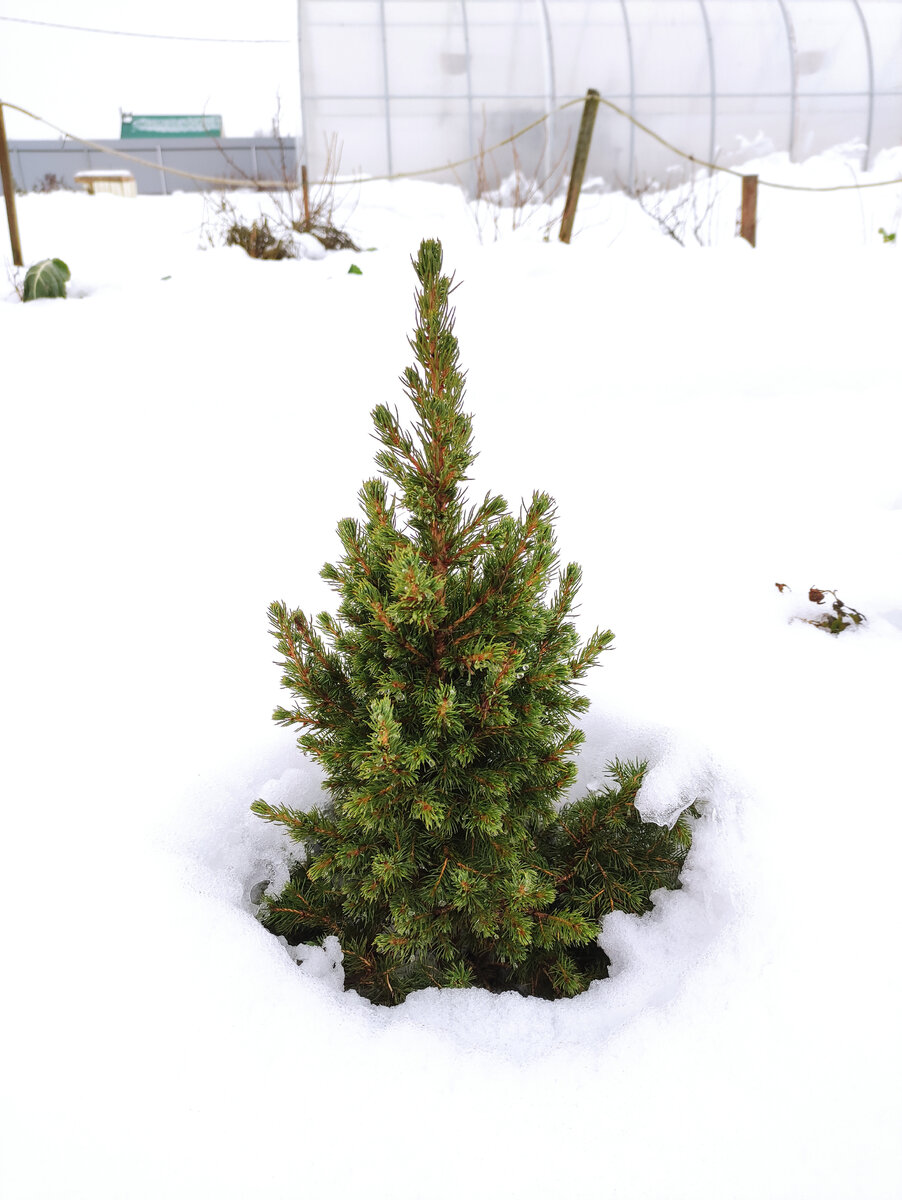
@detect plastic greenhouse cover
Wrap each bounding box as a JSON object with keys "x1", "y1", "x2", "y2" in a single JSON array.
[{"x1": 296, "y1": 0, "x2": 902, "y2": 188}]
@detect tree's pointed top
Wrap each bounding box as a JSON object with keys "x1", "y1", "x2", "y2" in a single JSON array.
[{"x1": 414, "y1": 238, "x2": 444, "y2": 281}]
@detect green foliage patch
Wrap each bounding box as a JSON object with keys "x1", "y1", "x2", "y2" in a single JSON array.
[
  {"x1": 23, "y1": 258, "x2": 70, "y2": 301},
  {"x1": 254, "y1": 239, "x2": 694, "y2": 1005},
  {"x1": 224, "y1": 216, "x2": 295, "y2": 261},
  {"x1": 805, "y1": 586, "x2": 867, "y2": 635}
]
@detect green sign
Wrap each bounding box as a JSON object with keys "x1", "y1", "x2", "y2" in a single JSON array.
[{"x1": 120, "y1": 113, "x2": 223, "y2": 139}]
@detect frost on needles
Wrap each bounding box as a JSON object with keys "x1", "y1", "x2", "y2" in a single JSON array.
[{"x1": 252, "y1": 239, "x2": 693, "y2": 1005}]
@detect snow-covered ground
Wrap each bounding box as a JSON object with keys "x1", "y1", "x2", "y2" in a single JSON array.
[{"x1": 3, "y1": 148, "x2": 901, "y2": 1199}]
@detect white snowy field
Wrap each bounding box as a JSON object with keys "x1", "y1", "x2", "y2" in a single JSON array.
[{"x1": 2, "y1": 149, "x2": 902, "y2": 1200}]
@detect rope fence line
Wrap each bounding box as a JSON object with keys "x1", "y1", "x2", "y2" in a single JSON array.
[
  {"x1": 1, "y1": 100, "x2": 290, "y2": 189},
  {"x1": 2, "y1": 97, "x2": 585, "y2": 191},
  {"x1": 593, "y1": 93, "x2": 902, "y2": 193},
  {"x1": 2, "y1": 93, "x2": 901, "y2": 195}
]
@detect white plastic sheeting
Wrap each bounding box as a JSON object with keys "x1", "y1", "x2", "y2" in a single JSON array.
[{"x1": 297, "y1": 0, "x2": 902, "y2": 191}]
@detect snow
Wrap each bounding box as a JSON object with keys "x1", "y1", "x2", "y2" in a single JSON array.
[
  {"x1": 2, "y1": 149, "x2": 901, "y2": 1200},
  {"x1": 71, "y1": 169, "x2": 136, "y2": 178}
]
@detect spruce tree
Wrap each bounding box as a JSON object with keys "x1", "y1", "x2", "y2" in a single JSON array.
[{"x1": 253, "y1": 239, "x2": 693, "y2": 1004}]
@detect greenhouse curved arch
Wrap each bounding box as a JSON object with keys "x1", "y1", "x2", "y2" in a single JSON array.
[{"x1": 297, "y1": 0, "x2": 902, "y2": 191}]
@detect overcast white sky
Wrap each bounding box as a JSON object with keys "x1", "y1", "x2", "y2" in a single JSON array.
[{"x1": 0, "y1": 2, "x2": 302, "y2": 139}]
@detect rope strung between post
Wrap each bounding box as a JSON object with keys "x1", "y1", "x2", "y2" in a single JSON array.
[
  {"x1": 2, "y1": 95, "x2": 900, "y2": 195},
  {"x1": 589, "y1": 93, "x2": 902, "y2": 193},
  {"x1": 0, "y1": 100, "x2": 287, "y2": 188},
  {"x1": 326, "y1": 100, "x2": 589, "y2": 184},
  {"x1": 0, "y1": 97, "x2": 588, "y2": 189}
]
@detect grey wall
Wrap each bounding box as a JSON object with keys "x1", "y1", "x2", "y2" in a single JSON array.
[{"x1": 8, "y1": 137, "x2": 300, "y2": 195}]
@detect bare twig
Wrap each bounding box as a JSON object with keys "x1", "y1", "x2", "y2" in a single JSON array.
[{"x1": 464, "y1": 109, "x2": 569, "y2": 243}]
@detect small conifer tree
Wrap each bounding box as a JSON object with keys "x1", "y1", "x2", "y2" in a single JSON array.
[{"x1": 253, "y1": 239, "x2": 693, "y2": 1004}]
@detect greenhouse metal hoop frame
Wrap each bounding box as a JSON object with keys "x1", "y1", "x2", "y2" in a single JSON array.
[{"x1": 296, "y1": 0, "x2": 882, "y2": 191}]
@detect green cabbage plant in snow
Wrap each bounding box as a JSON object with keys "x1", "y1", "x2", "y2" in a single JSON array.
[{"x1": 23, "y1": 259, "x2": 71, "y2": 302}]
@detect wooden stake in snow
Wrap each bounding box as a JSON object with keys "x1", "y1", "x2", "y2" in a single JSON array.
[
  {"x1": 301, "y1": 164, "x2": 311, "y2": 228},
  {"x1": 559, "y1": 90, "x2": 600, "y2": 245},
  {"x1": 740, "y1": 174, "x2": 758, "y2": 248},
  {"x1": 0, "y1": 103, "x2": 23, "y2": 266}
]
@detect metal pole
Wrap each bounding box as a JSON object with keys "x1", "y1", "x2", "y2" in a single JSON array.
[
  {"x1": 697, "y1": 0, "x2": 716, "y2": 175},
  {"x1": 536, "y1": 0, "x2": 557, "y2": 194},
  {"x1": 773, "y1": 0, "x2": 798, "y2": 161},
  {"x1": 460, "y1": 0, "x2": 476, "y2": 196},
  {"x1": 296, "y1": 0, "x2": 309, "y2": 183},
  {"x1": 378, "y1": 0, "x2": 393, "y2": 177},
  {"x1": 559, "y1": 89, "x2": 600, "y2": 244},
  {"x1": 616, "y1": 0, "x2": 636, "y2": 194},
  {"x1": 0, "y1": 103, "x2": 23, "y2": 265},
  {"x1": 157, "y1": 145, "x2": 167, "y2": 195},
  {"x1": 849, "y1": 0, "x2": 875, "y2": 169}
]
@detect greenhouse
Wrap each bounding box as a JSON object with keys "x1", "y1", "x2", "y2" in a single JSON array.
[{"x1": 297, "y1": 0, "x2": 902, "y2": 191}]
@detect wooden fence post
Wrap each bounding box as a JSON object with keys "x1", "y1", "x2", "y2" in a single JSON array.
[
  {"x1": 301, "y1": 163, "x2": 311, "y2": 227},
  {"x1": 740, "y1": 174, "x2": 758, "y2": 248},
  {"x1": 559, "y1": 89, "x2": 601, "y2": 245},
  {"x1": 0, "y1": 103, "x2": 24, "y2": 266}
]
